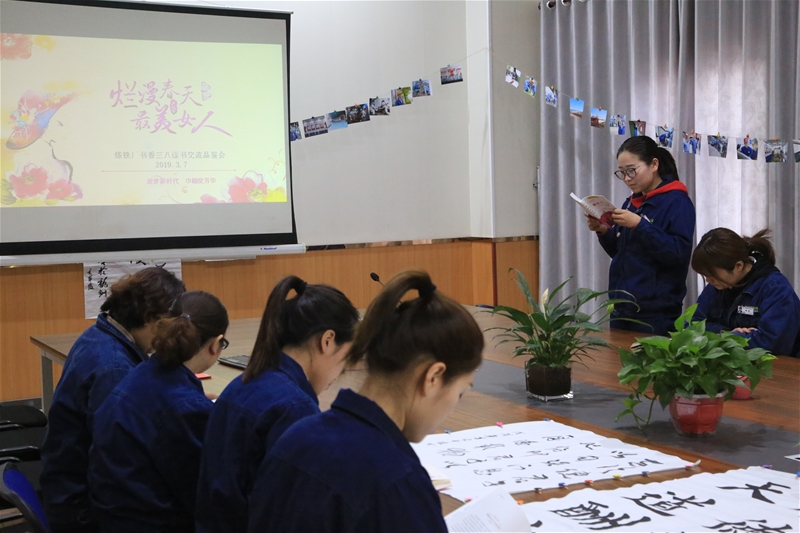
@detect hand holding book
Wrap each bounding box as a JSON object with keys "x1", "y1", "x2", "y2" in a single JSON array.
[{"x1": 570, "y1": 192, "x2": 616, "y2": 228}]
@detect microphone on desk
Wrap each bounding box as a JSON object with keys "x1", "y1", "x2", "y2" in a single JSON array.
[{"x1": 369, "y1": 272, "x2": 384, "y2": 286}]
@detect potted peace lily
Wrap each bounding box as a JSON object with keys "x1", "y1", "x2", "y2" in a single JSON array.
[
  {"x1": 489, "y1": 269, "x2": 638, "y2": 401},
  {"x1": 616, "y1": 304, "x2": 776, "y2": 436}
]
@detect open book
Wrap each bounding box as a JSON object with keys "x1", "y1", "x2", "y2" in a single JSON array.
[
  {"x1": 570, "y1": 192, "x2": 616, "y2": 228},
  {"x1": 444, "y1": 490, "x2": 529, "y2": 533}
]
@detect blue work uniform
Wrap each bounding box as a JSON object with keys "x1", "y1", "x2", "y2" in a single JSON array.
[
  {"x1": 597, "y1": 176, "x2": 695, "y2": 335},
  {"x1": 695, "y1": 258, "x2": 800, "y2": 357},
  {"x1": 40, "y1": 313, "x2": 146, "y2": 533},
  {"x1": 247, "y1": 388, "x2": 446, "y2": 533},
  {"x1": 196, "y1": 353, "x2": 319, "y2": 533},
  {"x1": 88, "y1": 356, "x2": 213, "y2": 533}
]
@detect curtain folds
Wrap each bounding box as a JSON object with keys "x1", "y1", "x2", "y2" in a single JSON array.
[{"x1": 540, "y1": 0, "x2": 799, "y2": 310}]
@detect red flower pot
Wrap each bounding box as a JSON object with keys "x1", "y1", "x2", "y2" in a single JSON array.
[
  {"x1": 731, "y1": 377, "x2": 752, "y2": 400},
  {"x1": 668, "y1": 393, "x2": 725, "y2": 437}
]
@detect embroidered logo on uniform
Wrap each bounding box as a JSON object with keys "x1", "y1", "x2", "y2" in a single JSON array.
[{"x1": 737, "y1": 306, "x2": 757, "y2": 316}]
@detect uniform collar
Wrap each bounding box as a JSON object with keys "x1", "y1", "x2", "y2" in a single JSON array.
[
  {"x1": 331, "y1": 389, "x2": 419, "y2": 462},
  {"x1": 278, "y1": 353, "x2": 319, "y2": 406},
  {"x1": 97, "y1": 313, "x2": 147, "y2": 363},
  {"x1": 629, "y1": 175, "x2": 688, "y2": 209}
]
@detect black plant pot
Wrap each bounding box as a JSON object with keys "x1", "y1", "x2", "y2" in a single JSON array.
[{"x1": 525, "y1": 364, "x2": 573, "y2": 401}]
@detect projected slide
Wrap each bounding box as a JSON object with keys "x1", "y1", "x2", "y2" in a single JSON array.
[{"x1": 1, "y1": 33, "x2": 287, "y2": 208}]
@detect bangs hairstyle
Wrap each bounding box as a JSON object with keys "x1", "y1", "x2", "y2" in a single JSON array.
[
  {"x1": 243, "y1": 276, "x2": 359, "y2": 384},
  {"x1": 100, "y1": 267, "x2": 186, "y2": 330},
  {"x1": 692, "y1": 228, "x2": 776, "y2": 277},
  {"x1": 347, "y1": 271, "x2": 484, "y2": 382}
]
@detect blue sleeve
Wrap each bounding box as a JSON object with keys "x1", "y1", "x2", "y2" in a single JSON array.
[
  {"x1": 631, "y1": 195, "x2": 695, "y2": 265},
  {"x1": 597, "y1": 228, "x2": 617, "y2": 258},
  {"x1": 695, "y1": 285, "x2": 726, "y2": 333},
  {"x1": 152, "y1": 399, "x2": 212, "y2": 516},
  {"x1": 735, "y1": 280, "x2": 800, "y2": 356}
]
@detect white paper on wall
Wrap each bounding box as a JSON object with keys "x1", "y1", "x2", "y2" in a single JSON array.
[
  {"x1": 522, "y1": 466, "x2": 800, "y2": 532},
  {"x1": 412, "y1": 420, "x2": 693, "y2": 502},
  {"x1": 83, "y1": 260, "x2": 182, "y2": 319}
]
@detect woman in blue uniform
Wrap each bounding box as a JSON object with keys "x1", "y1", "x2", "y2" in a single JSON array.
[
  {"x1": 88, "y1": 291, "x2": 228, "y2": 533},
  {"x1": 586, "y1": 135, "x2": 696, "y2": 335},
  {"x1": 40, "y1": 268, "x2": 185, "y2": 533},
  {"x1": 196, "y1": 276, "x2": 359, "y2": 533},
  {"x1": 247, "y1": 271, "x2": 484, "y2": 533},
  {"x1": 692, "y1": 228, "x2": 800, "y2": 357}
]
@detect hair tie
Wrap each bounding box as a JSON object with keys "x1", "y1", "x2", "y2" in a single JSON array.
[
  {"x1": 296, "y1": 280, "x2": 308, "y2": 296},
  {"x1": 419, "y1": 283, "x2": 437, "y2": 299},
  {"x1": 180, "y1": 313, "x2": 191, "y2": 321}
]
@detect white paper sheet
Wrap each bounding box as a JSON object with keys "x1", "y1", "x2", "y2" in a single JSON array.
[
  {"x1": 445, "y1": 490, "x2": 529, "y2": 533},
  {"x1": 83, "y1": 259, "x2": 182, "y2": 319},
  {"x1": 522, "y1": 466, "x2": 800, "y2": 532},
  {"x1": 412, "y1": 421, "x2": 692, "y2": 502}
]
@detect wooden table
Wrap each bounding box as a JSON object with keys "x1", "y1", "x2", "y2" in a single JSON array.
[{"x1": 30, "y1": 308, "x2": 798, "y2": 514}]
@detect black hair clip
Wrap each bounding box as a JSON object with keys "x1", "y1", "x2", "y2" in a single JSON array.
[{"x1": 419, "y1": 283, "x2": 437, "y2": 299}]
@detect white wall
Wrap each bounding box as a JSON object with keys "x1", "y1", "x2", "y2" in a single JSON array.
[{"x1": 141, "y1": 0, "x2": 540, "y2": 244}]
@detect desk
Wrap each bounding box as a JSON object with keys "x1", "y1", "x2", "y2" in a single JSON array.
[{"x1": 30, "y1": 309, "x2": 798, "y2": 514}]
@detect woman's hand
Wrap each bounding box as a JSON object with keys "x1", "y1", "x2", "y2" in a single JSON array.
[
  {"x1": 585, "y1": 214, "x2": 608, "y2": 235},
  {"x1": 732, "y1": 327, "x2": 758, "y2": 334},
  {"x1": 611, "y1": 209, "x2": 641, "y2": 229}
]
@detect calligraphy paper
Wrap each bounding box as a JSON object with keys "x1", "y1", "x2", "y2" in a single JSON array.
[
  {"x1": 445, "y1": 490, "x2": 529, "y2": 533},
  {"x1": 412, "y1": 421, "x2": 691, "y2": 502},
  {"x1": 522, "y1": 466, "x2": 799, "y2": 532},
  {"x1": 84, "y1": 259, "x2": 182, "y2": 319}
]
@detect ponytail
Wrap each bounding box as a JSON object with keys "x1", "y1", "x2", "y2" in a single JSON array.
[
  {"x1": 617, "y1": 136, "x2": 681, "y2": 181},
  {"x1": 347, "y1": 271, "x2": 483, "y2": 382},
  {"x1": 692, "y1": 227, "x2": 776, "y2": 277},
  {"x1": 151, "y1": 291, "x2": 229, "y2": 369},
  {"x1": 243, "y1": 276, "x2": 359, "y2": 384},
  {"x1": 743, "y1": 228, "x2": 776, "y2": 265}
]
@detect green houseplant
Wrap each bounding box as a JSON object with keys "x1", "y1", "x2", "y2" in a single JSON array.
[
  {"x1": 617, "y1": 304, "x2": 776, "y2": 436},
  {"x1": 489, "y1": 269, "x2": 639, "y2": 401}
]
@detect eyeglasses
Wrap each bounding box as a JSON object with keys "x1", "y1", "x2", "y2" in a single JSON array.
[
  {"x1": 220, "y1": 337, "x2": 229, "y2": 350},
  {"x1": 614, "y1": 164, "x2": 645, "y2": 181}
]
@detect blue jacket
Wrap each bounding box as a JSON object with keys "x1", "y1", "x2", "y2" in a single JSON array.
[
  {"x1": 696, "y1": 268, "x2": 800, "y2": 357},
  {"x1": 88, "y1": 356, "x2": 213, "y2": 533},
  {"x1": 247, "y1": 389, "x2": 446, "y2": 533},
  {"x1": 40, "y1": 314, "x2": 147, "y2": 530},
  {"x1": 196, "y1": 353, "x2": 320, "y2": 533},
  {"x1": 598, "y1": 176, "x2": 695, "y2": 327}
]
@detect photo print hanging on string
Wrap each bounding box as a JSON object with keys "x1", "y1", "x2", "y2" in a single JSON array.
[
  {"x1": 545, "y1": 86, "x2": 558, "y2": 107},
  {"x1": 440, "y1": 65, "x2": 463, "y2": 85},
  {"x1": 569, "y1": 98, "x2": 585, "y2": 119},
  {"x1": 326, "y1": 110, "x2": 348, "y2": 132},
  {"x1": 369, "y1": 97, "x2": 391, "y2": 116},
  {"x1": 736, "y1": 135, "x2": 758, "y2": 160},
  {"x1": 289, "y1": 122, "x2": 302, "y2": 142},
  {"x1": 656, "y1": 125, "x2": 674, "y2": 148},
  {"x1": 764, "y1": 139, "x2": 788, "y2": 163},
  {"x1": 590, "y1": 107, "x2": 607, "y2": 129},
  {"x1": 630, "y1": 120, "x2": 646, "y2": 137},
  {"x1": 345, "y1": 104, "x2": 370, "y2": 124},
  {"x1": 505, "y1": 65, "x2": 521, "y2": 88},
  {"x1": 524, "y1": 77, "x2": 537, "y2": 98},
  {"x1": 412, "y1": 79, "x2": 432, "y2": 97},
  {"x1": 707, "y1": 134, "x2": 728, "y2": 158},
  {"x1": 302, "y1": 116, "x2": 328, "y2": 138},
  {"x1": 610, "y1": 114, "x2": 626, "y2": 135},
  {"x1": 391, "y1": 87, "x2": 413, "y2": 106},
  {"x1": 793, "y1": 139, "x2": 800, "y2": 162},
  {"x1": 682, "y1": 131, "x2": 702, "y2": 155}
]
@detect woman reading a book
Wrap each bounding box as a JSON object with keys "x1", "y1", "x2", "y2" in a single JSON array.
[
  {"x1": 691, "y1": 228, "x2": 800, "y2": 357},
  {"x1": 586, "y1": 135, "x2": 695, "y2": 335},
  {"x1": 196, "y1": 276, "x2": 359, "y2": 533},
  {"x1": 247, "y1": 271, "x2": 484, "y2": 533}
]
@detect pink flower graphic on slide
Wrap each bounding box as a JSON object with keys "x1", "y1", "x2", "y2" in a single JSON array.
[
  {"x1": 46, "y1": 179, "x2": 82, "y2": 201},
  {"x1": 200, "y1": 194, "x2": 226, "y2": 204},
  {"x1": 227, "y1": 173, "x2": 268, "y2": 202},
  {"x1": 8, "y1": 164, "x2": 48, "y2": 198},
  {"x1": 1, "y1": 34, "x2": 32, "y2": 61}
]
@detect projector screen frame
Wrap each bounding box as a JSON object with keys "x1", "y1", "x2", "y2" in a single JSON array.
[{"x1": 0, "y1": 0, "x2": 297, "y2": 258}]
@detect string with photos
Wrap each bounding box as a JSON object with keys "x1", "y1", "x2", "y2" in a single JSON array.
[
  {"x1": 491, "y1": 30, "x2": 796, "y2": 162},
  {"x1": 293, "y1": 47, "x2": 489, "y2": 139}
]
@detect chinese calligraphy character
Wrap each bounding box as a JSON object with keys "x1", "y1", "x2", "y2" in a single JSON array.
[
  {"x1": 551, "y1": 501, "x2": 651, "y2": 531},
  {"x1": 718, "y1": 482, "x2": 791, "y2": 504},
  {"x1": 625, "y1": 491, "x2": 715, "y2": 517},
  {"x1": 706, "y1": 519, "x2": 793, "y2": 533}
]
